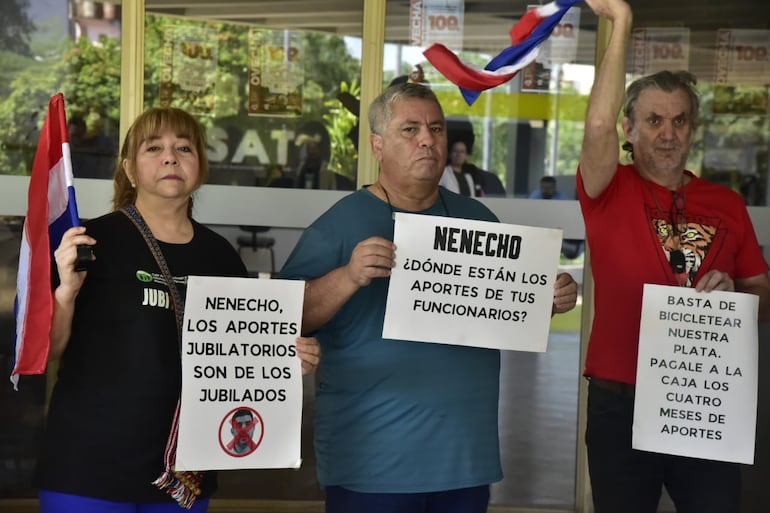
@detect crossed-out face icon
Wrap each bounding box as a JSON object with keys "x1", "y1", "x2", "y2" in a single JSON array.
[{"x1": 218, "y1": 406, "x2": 264, "y2": 457}]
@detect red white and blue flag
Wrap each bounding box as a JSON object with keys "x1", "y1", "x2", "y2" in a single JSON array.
[
  {"x1": 11, "y1": 93, "x2": 81, "y2": 389},
  {"x1": 424, "y1": 0, "x2": 583, "y2": 105}
]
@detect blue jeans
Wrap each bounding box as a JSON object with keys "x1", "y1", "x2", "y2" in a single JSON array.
[
  {"x1": 585, "y1": 381, "x2": 741, "y2": 513},
  {"x1": 38, "y1": 490, "x2": 210, "y2": 513},
  {"x1": 324, "y1": 485, "x2": 490, "y2": 513}
]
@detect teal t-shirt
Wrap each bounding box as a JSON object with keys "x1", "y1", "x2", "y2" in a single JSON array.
[{"x1": 281, "y1": 187, "x2": 503, "y2": 493}]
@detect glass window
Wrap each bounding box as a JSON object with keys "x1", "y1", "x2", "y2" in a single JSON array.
[
  {"x1": 0, "y1": 0, "x2": 122, "y2": 499},
  {"x1": 376, "y1": 2, "x2": 596, "y2": 201},
  {"x1": 141, "y1": 9, "x2": 363, "y2": 192},
  {"x1": 1, "y1": 1, "x2": 769, "y2": 511},
  {"x1": 0, "y1": 0, "x2": 121, "y2": 181}
]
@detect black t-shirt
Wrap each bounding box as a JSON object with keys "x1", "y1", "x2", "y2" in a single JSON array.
[{"x1": 35, "y1": 211, "x2": 247, "y2": 502}]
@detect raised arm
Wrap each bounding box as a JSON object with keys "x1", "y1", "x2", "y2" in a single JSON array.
[
  {"x1": 302, "y1": 236, "x2": 395, "y2": 334},
  {"x1": 579, "y1": 0, "x2": 633, "y2": 198}
]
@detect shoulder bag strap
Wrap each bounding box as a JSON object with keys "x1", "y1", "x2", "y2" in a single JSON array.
[{"x1": 119, "y1": 205, "x2": 202, "y2": 509}]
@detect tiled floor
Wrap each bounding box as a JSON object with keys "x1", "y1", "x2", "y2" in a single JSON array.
[{"x1": 493, "y1": 332, "x2": 580, "y2": 509}]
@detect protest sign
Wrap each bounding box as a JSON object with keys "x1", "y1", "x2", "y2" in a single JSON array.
[
  {"x1": 175, "y1": 276, "x2": 305, "y2": 470},
  {"x1": 633, "y1": 284, "x2": 759, "y2": 464},
  {"x1": 383, "y1": 213, "x2": 562, "y2": 352}
]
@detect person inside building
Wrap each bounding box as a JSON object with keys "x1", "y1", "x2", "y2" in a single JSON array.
[{"x1": 529, "y1": 176, "x2": 566, "y2": 199}]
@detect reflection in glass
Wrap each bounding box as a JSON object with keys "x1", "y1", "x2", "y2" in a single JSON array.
[
  {"x1": 142, "y1": 14, "x2": 362, "y2": 191},
  {"x1": 0, "y1": 1, "x2": 121, "y2": 180}
]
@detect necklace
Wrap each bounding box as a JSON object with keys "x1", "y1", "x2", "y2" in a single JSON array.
[
  {"x1": 646, "y1": 179, "x2": 688, "y2": 286},
  {"x1": 375, "y1": 182, "x2": 450, "y2": 219},
  {"x1": 377, "y1": 182, "x2": 393, "y2": 211}
]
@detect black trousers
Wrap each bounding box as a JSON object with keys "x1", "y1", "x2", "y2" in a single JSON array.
[{"x1": 585, "y1": 381, "x2": 741, "y2": 513}]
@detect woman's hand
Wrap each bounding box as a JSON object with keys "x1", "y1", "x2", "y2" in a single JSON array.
[
  {"x1": 53, "y1": 226, "x2": 95, "y2": 297},
  {"x1": 49, "y1": 226, "x2": 96, "y2": 360}
]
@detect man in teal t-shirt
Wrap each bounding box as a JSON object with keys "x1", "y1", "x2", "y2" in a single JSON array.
[{"x1": 281, "y1": 82, "x2": 578, "y2": 513}]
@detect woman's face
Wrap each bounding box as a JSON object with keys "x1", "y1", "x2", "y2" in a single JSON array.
[{"x1": 125, "y1": 128, "x2": 201, "y2": 203}]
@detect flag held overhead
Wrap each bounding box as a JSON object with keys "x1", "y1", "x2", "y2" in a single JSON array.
[
  {"x1": 11, "y1": 93, "x2": 82, "y2": 389},
  {"x1": 424, "y1": 0, "x2": 584, "y2": 105}
]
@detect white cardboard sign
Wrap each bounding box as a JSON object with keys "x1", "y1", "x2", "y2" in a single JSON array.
[
  {"x1": 633, "y1": 284, "x2": 759, "y2": 464},
  {"x1": 175, "y1": 276, "x2": 305, "y2": 470},
  {"x1": 383, "y1": 213, "x2": 562, "y2": 352}
]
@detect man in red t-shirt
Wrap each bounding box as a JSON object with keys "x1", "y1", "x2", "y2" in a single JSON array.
[{"x1": 578, "y1": 1, "x2": 770, "y2": 512}]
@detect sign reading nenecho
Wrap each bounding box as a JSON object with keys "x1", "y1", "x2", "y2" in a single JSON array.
[{"x1": 383, "y1": 213, "x2": 562, "y2": 352}]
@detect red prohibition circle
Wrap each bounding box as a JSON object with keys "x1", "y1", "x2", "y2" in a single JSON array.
[{"x1": 218, "y1": 405, "x2": 265, "y2": 457}]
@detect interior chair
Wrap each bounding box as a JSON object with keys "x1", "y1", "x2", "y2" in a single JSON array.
[{"x1": 236, "y1": 226, "x2": 275, "y2": 275}]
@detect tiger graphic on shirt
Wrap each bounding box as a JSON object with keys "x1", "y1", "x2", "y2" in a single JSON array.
[{"x1": 652, "y1": 217, "x2": 717, "y2": 287}]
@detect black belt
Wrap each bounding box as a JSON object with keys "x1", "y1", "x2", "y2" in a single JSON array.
[{"x1": 590, "y1": 377, "x2": 635, "y2": 398}]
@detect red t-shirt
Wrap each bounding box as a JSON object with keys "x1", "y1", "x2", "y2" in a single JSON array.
[{"x1": 578, "y1": 164, "x2": 768, "y2": 384}]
